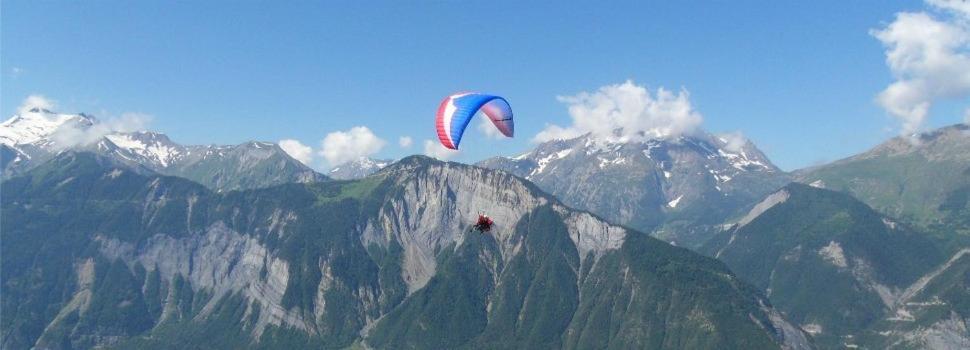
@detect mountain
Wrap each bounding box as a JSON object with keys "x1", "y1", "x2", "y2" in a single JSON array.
[
  {"x1": 861, "y1": 248, "x2": 970, "y2": 349},
  {"x1": 1, "y1": 152, "x2": 811, "y2": 349},
  {"x1": 327, "y1": 157, "x2": 393, "y2": 180},
  {"x1": 796, "y1": 124, "x2": 970, "y2": 236},
  {"x1": 0, "y1": 107, "x2": 96, "y2": 174},
  {"x1": 701, "y1": 183, "x2": 967, "y2": 348},
  {"x1": 0, "y1": 108, "x2": 326, "y2": 191},
  {"x1": 478, "y1": 132, "x2": 790, "y2": 248}
]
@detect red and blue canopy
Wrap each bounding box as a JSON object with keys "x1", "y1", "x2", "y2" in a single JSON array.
[{"x1": 435, "y1": 92, "x2": 514, "y2": 150}]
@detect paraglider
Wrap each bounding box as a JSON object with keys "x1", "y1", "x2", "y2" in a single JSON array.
[
  {"x1": 473, "y1": 213, "x2": 494, "y2": 233},
  {"x1": 436, "y1": 93, "x2": 510, "y2": 235},
  {"x1": 435, "y1": 92, "x2": 513, "y2": 150}
]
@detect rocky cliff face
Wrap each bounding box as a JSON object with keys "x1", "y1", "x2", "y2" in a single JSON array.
[
  {"x1": 2, "y1": 152, "x2": 810, "y2": 349},
  {"x1": 478, "y1": 132, "x2": 790, "y2": 248}
]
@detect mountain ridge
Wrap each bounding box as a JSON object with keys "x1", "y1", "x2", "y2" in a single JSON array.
[
  {"x1": 1, "y1": 151, "x2": 811, "y2": 349},
  {"x1": 795, "y1": 123, "x2": 970, "y2": 235},
  {"x1": 0, "y1": 108, "x2": 327, "y2": 191},
  {"x1": 328, "y1": 157, "x2": 393, "y2": 180},
  {"x1": 701, "y1": 182, "x2": 966, "y2": 348},
  {"x1": 478, "y1": 130, "x2": 790, "y2": 248}
]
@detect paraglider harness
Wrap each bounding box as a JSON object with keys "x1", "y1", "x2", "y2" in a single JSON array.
[{"x1": 473, "y1": 212, "x2": 494, "y2": 233}]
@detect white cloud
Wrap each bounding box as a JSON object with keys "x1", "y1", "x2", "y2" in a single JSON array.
[
  {"x1": 279, "y1": 139, "x2": 314, "y2": 165},
  {"x1": 929, "y1": 0, "x2": 970, "y2": 16},
  {"x1": 18, "y1": 94, "x2": 56, "y2": 114},
  {"x1": 53, "y1": 112, "x2": 153, "y2": 148},
  {"x1": 964, "y1": 108, "x2": 970, "y2": 124},
  {"x1": 717, "y1": 131, "x2": 748, "y2": 153},
  {"x1": 872, "y1": 1, "x2": 970, "y2": 135},
  {"x1": 534, "y1": 80, "x2": 703, "y2": 144},
  {"x1": 398, "y1": 136, "x2": 413, "y2": 148},
  {"x1": 477, "y1": 117, "x2": 505, "y2": 139},
  {"x1": 423, "y1": 139, "x2": 459, "y2": 160},
  {"x1": 318, "y1": 126, "x2": 386, "y2": 165},
  {"x1": 10, "y1": 67, "x2": 24, "y2": 77}
]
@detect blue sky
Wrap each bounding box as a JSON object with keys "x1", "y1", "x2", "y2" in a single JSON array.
[{"x1": 3, "y1": 0, "x2": 968, "y2": 170}]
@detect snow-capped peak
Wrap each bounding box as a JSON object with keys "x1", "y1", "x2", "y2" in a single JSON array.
[
  {"x1": 498, "y1": 131, "x2": 776, "y2": 180},
  {"x1": 104, "y1": 132, "x2": 184, "y2": 167},
  {"x1": 0, "y1": 110, "x2": 95, "y2": 147},
  {"x1": 328, "y1": 157, "x2": 394, "y2": 180}
]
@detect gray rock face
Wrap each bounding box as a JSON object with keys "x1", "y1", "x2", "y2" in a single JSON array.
[
  {"x1": 95, "y1": 223, "x2": 308, "y2": 338},
  {"x1": 478, "y1": 132, "x2": 789, "y2": 248},
  {"x1": 362, "y1": 158, "x2": 623, "y2": 293}
]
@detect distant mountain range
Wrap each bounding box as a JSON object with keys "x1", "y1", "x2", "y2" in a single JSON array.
[
  {"x1": 0, "y1": 107, "x2": 326, "y2": 191},
  {"x1": 796, "y1": 124, "x2": 970, "y2": 236},
  {"x1": 476, "y1": 123, "x2": 970, "y2": 349},
  {"x1": 479, "y1": 131, "x2": 790, "y2": 248},
  {"x1": 1, "y1": 153, "x2": 810, "y2": 349},
  {"x1": 327, "y1": 157, "x2": 393, "y2": 180},
  {"x1": 3, "y1": 103, "x2": 969, "y2": 349}
]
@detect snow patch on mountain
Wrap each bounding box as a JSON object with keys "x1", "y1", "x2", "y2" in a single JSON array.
[
  {"x1": 530, "y1": 148, "x2": 573, "y2": 178},
  {"x1": 0, "y1": 109, "x2": 94, "y2": 149},
  {"x1": 718, "y1": 148, "x2": 770, "y2": 171},
  {"x1": 1, "y1": 109, "x2": 325, "y2": 190},
  {"x1": 329, "y1": 157, "x2": 393, "y2": 180},
  {"x1": 105, "y1": 133, "x2": 183, "y2": 167}
]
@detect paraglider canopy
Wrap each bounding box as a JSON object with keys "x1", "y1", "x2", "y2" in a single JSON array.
[{"x1": 436, "y1": 92, "x2": 513, "y2": 150}]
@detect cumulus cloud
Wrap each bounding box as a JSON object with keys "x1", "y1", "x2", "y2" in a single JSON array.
[
  {"x1": 534, "y1": 80, "x2": 703, "y2": 144},
  {"x1": 717, "y1": 131, "x2": 749, "y2": 153},
  {"x1": 399, "y1": 136, "x2": 413, "y2": 148},
  {"x1": 10, "y1": 67, "x2": 25, "y2": 78},
  {"x1": 929, "y1": 0, "x2": 970, "y2": 16},
  {"x1": 871, "y1": 0, "x2": 970, "y2": 135},
  {"x1": 279, "y1": 139, "x2": 314, "y2": 165},
  {"x1": 318, "y1": 126, "x2": 386, "y2": 165},
  {"x1": 477, "y1": 117, "x2": 505, "y2": 139},
  {"x1": 423, "y1": 139, "x2": 459, "y2": 160},
  {"x1": 18, "y1": 94, "x2": 56, "y2": 114},
  {"x1": 53, "y1": 112, "x2": 153, "y2": 148}
]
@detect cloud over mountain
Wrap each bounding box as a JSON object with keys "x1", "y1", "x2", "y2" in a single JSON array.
[
  {"x1": 398, "y1": 136, "x2": 413, "y2": 148},
  {"x1": 423, "y1": 139, "x2": 458, "y2": 160},
  {"x1": 534, "y1": 80, "x2": 703, "y2": 144},
  {"x1": 319, "y1": 126, "x2": 386, "y2": 166},
  {"x1": 17, "y1": 95, "x2": 55, "y2": 114},
  {"x1": 279, "y1": 139, "x2": 314, "y2": 165},
  {"x1": 872, "y1": 0, "x2": 970, "y2": 135},
  {"x1": 52, "y1": 112, "x2": 153, "y2": 148}
]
